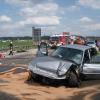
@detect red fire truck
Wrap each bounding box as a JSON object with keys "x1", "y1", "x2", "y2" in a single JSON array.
[
  {"x1": 49, "y1": 32, "x2": 70, "y2": 49},
  {"x1": 49, "y1": 32, "x2": 86, "y2": 49}
]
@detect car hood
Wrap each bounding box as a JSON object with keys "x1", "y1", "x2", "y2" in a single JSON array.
[{"x1": 29, "y1": 56, "x2": 73, "y2": 73}]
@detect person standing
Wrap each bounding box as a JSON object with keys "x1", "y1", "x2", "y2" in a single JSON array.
[
  {"x1": 95, "y1": 40, "x2": 99, "y2": 51},
  {"x1": 9, "y1": 41, "x2": 13, "y2": 55}
]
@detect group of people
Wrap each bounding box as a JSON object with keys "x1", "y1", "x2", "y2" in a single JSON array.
[
  {"x1": 8, "y1": 38, "x2": 100, "y2": 56},
  {"x1": 70, "y1": 37, "x2": 86, "y2": 45}
]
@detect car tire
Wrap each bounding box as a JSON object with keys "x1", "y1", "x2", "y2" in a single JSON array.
[
  {"x1": 27, "y1": 71, "x2": 33, "y2": 81},
  {"x1": 68, "y1": 71, "x2": 80, "y2": 87},
  {"x1": 27, "y1": 71, "x2": 37, "y2": 82}
]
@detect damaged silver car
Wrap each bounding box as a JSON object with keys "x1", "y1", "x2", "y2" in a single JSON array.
[{"x1": 28, "y1": 44, "x2": 100, "y2": 87}]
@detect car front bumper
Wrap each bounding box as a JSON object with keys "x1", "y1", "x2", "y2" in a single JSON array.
[{"x1": 28, "y1": 69, "x2": 66, "y2": 80}]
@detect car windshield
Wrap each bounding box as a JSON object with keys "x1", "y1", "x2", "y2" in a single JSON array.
[
  {"x1": 87, "y1": 42, "x2": 95, "y2": 44},
  {"x1": 51, "y1": 47, "x2": 83, "y2": 65}
]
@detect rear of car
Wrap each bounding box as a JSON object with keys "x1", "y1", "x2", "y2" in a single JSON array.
[{"x1": 86, "y1": 41, "x2": 99, "y2": 51}]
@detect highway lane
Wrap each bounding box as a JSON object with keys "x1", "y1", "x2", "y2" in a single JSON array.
[
  {"x1": 0, "y1": 49, "x2": 36, "y2": 65},
  {"x1": 0, "y1": 49, "x2": 36, "y2": 73}
]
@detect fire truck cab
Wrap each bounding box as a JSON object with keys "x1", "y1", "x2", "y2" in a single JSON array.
[{"x1": 49, "y1": 32, "x2": 70, "y2": 49}]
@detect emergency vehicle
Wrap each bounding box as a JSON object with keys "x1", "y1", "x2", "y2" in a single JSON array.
[{"x1": 49, "y1": 32, "x2": 70, "y2": 49}]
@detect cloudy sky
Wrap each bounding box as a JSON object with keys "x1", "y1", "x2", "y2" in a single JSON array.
[{"x1": 0, "y1": 0, "x2": 100, "y2": 37}]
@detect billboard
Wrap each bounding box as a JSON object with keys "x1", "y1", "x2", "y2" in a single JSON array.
[{"x1": 32, "y1": 27, "x2": 41, "y2": 43}]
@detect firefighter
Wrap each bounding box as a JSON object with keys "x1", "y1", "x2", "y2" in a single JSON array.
[{"x1": 9, "y1": 41, "x2": 13, "y2": 55}]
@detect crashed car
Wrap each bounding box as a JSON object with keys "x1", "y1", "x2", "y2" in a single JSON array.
[{"x1": 28, "y1": 44, "x2": 100, "y2": 87}]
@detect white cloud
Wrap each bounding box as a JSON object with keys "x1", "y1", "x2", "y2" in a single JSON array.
[
  {"x1": 78, "y1": 0, "x2": 100, "y2": 9},
  {"x1": 20, "y1": 3, "x2": 59, "y2": 17},
  {"x1": 5, "y1": 0, "x2": 54, "y2": 6},
  {"x1": 37, "y1": 3, "x2": 58, "y2": 12},
  {"x1": 0, "y1": 15, "x2": 12, "y2": 22},
  {"x1": 0, "y1": 16, "x2": 60, "y2": 34},
  {"x1": 20, "y1": 16, "x2": 60, "y2": 26},
  {"x1": 80, "y1": 17, "x2": 93, "y2": 23},
  {"x1": 20, "y1": 3, "x2": 60, "y2": 26},
  {"x1": 0, "y1": 21, "x2": 27, "y2": 37},
  {"x1": 1, "y1": 22, "x2": 23, "y2": 31},
  {"x1": 85, "y1": 23, "x2": 100, "y2": 30},
  {"x1": 20, "y1": 7, "x2": 38, "y2": 17},
  {"x1": 5, "y1": 0, "x2": 31, "y2": 6},
  {"x1": 67, "y1": 5, "x2": 80, "y2": 11},
  {"x1": 79, "y1": 17, "x2": 100, "y2": 31},
  {"x1": 0, "y1": 0, "x2": 61, "y2": 36}
]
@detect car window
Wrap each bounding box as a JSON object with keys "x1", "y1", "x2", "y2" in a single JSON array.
[
  {"x1": 51, "y1": 47, "x2": 83, "y2": 65},
  {"x1": 91, "y1": 55, "x2": 100, "y2": 64},
  {"x1": 87, "y1": 41, "x2": 95, "y2": 44}
]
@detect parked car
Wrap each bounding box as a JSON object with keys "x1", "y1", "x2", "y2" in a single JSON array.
[
  {"x1": 86, "y1": 41, "x2": 99, "y2": 51},
  {"x1": 28, "y1": 44, "x2": 100, "y2": 87}
]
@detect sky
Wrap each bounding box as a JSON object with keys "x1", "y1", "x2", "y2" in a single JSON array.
[{"x1": 0, "y1": 0, "x2": 100, "y2": 37}]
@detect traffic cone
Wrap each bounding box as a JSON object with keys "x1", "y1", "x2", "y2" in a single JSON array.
[{"x1": 0, "y1": 53, "x2": 5, "y2": 59}]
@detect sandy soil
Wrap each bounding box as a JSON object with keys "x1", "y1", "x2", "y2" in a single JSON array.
[{"x1": 0, "y1": 66, "x2": 100, "y2": 100}]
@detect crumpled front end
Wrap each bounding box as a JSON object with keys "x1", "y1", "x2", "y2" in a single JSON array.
[{"x1": 28, "y1": 59, "x2": 72, "y2": 80}]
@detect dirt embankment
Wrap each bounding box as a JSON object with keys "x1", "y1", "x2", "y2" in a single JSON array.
[{"x1": 0, "y1": 66, "x2": 100, "y2": 100}]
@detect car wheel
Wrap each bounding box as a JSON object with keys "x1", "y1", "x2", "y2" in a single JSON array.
[
  {"x1": 27, "y1": 71, "x2": 33, "y2": 81},
  {"x1": 27, "y1": 71, "x2": 36, "y2": 82},
  {"x1": 68, "y1": 71, "x2": 80, "y2": 87}
]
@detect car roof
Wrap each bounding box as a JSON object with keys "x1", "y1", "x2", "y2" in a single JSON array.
[{"x1": 61, "y1": 44, "x2": 92, "y2": 51}]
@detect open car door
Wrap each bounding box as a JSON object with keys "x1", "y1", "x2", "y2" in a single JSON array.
[{"x1": 36, "y1": 42, "x2": 48, "y2": 57}]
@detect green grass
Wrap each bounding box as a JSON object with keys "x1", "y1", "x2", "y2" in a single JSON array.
[
  {"x1": 0, "y1": 40, "x2": 36, "y2": 51},
  {"x1": 98, "y1": 51, "x2": 100, "y2": 54}
]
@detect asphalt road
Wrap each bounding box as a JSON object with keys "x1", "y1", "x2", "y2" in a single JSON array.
[
  {"x1": 0, "y1": 49, "x2": 36, "y2": 73},
  {"x1": 0, "y1": 49, "x2": 54, "y2": 72},
  {"x1": 0, "y1": 49, "x2": 36, "y2": 66}
]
